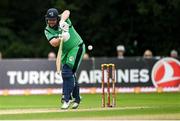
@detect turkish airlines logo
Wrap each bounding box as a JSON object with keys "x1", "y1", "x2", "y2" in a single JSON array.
[{"x1": 151, "y1": 57, "x2": 180, "y2": 87}]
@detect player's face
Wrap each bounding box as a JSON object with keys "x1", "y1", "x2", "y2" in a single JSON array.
[{"x1": 48, "y1": 19, "x2": 57, "y2": 27}]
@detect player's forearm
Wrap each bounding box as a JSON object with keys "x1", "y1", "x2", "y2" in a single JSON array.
[
  {"x1": 61, "y1": 10, "x2": 70, "y2": 21},
  {"x1": 49, "y1": 38, "x2": 61, "y2": 47}
]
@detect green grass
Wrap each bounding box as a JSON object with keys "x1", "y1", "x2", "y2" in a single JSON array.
[{"x1": 0, "y1": 93, "x2": 180, "y2": 119}]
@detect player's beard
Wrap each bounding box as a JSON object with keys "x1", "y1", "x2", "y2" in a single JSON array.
[
  {"x1": 49, "y1": 23, "x2": 58, "y2": 30},
  {"x1": 48, "y1": 20, "x2": 59, "y2": 30}
]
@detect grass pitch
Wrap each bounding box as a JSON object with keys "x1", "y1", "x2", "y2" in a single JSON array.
[{"x1": 0, "y1": 92, "x2": 180, "y2": 120}]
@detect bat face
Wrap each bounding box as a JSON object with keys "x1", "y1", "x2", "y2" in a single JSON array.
[{"x1": 56, "y1": 38, "x2": 63, "y2": 73}]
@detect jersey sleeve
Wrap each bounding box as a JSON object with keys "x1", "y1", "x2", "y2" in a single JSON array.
[
  {"x1": 44, "y1": 28, "x2": 58, "y2": 41},
  {"x1": 66, "y1": 18, "x2": 72, "y2": 27}
]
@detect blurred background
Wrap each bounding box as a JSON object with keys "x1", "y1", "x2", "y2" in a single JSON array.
[{"x1": 0, "y1": 0, "x2": 180, "y2": 58}]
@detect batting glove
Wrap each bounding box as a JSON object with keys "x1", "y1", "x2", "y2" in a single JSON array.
[
  {"x1": 59, "y1": 31, "x2": 70, "y2": 42},
  {"x1": 59, "y1": 20, "x2": 69, "y2": 32}
]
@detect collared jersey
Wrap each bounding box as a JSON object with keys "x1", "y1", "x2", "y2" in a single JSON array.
[{"x1": 44, "y1": 19, "x2": 83, "y2": 52}]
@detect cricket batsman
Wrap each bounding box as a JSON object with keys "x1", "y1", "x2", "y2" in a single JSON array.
[{"x1": 44, "y1": 8, "x2": 85, "y2": 109}]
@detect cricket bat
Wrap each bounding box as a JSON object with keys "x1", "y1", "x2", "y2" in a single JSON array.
[{"x1": 56, "y1": 37, "x2": 63, "y2": 74}]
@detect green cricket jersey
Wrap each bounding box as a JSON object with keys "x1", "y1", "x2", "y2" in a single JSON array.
[
  {"x1": 44, "y1": 18, "x2": 85, "y2": 70},
  {"x1": 44, "y1": 19, "x2": 83, "y2": 53}
]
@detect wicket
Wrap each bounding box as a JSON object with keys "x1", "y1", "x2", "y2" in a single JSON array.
[{"x1": 101, "y1": 63, "x2": 116, "y2": 107}]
